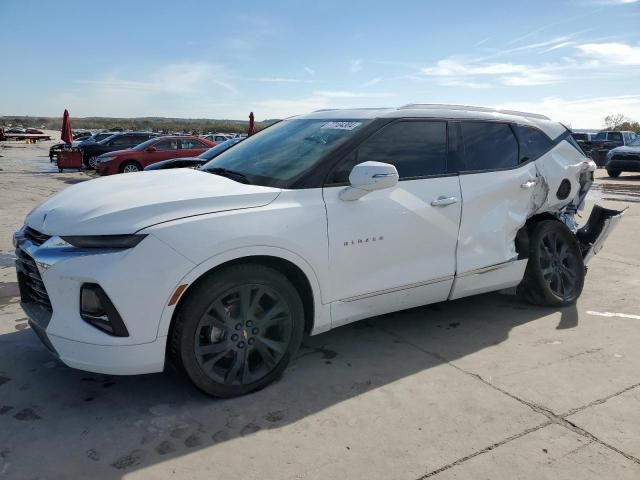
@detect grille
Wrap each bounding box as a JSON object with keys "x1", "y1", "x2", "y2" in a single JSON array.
[
  {"x1": 15, "y1": 247, "x2": 52, "y2": 311},
  {"x1": 24, "y1": 227, "x2": 51, "y2": 246}
]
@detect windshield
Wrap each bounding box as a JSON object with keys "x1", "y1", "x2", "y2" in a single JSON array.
[
  {"x1": 202, "y1": 119, "x2": 371, "y2": 186},
  {"x1": 198, "y1": 139, "x2": 241, "y2": 160}
]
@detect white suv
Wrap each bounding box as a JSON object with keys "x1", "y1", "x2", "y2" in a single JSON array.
[{"x1": 14, "y1": 104, "x2": 623, "y2": 397}]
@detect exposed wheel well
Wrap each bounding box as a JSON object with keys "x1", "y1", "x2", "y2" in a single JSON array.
[
  {"x1": 515, "y1": 213, "x2": 562, "y2": 259},
  {"x1": 167, "y1": 255, "x2": 315, "y2": 348}
]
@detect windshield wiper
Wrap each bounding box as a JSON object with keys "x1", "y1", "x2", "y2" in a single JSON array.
[{"x1": 206, "y1": 167, "x2": 251, "y2": 184}]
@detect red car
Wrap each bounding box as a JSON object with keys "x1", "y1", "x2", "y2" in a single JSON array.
[{"x1": 95, "y1": 136, "x2": 215, "y2": 175}]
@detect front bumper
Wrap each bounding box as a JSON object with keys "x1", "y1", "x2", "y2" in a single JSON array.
[
  {"x1": 607, "y1": 156, "x2": 640, "y2": 172},
  {"x1": 96, "y1": 162, "x2": 115, "y2": 175},
  {"x1": 14, "y1": 227, "x2": 195, "y2": 375}
]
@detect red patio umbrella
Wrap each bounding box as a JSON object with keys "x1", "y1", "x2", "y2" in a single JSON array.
[
  {"x1": 61, "y1": 109, "x2": 73, "y2": 145},
  {"x1": 247, "y1": 112, "x2": 256, "y2": 137}
]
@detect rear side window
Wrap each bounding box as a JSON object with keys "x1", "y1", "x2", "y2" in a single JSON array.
[
  {"x1": 460, "y1": 122, "x2": 518, "y2": 171},
  {"x1": 111, "y1": 136, "x2": 130, "y2": 147},
  {"x1": 155, "y1": 140, "x2": 178, "y2": 151},
  {"x1": 350, "y1": 121, "x2": 447, "y2": 180},
  {"x1": 182, "y1": 139, "x2": 206, "y2": 149},
  {"x1": 514, "y1": 125, "x2": 553, "y2": 162}
]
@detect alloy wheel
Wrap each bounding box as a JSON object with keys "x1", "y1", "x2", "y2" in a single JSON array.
[
  {"x1": 194, "y1": 284, "x2": 293, "y2": 386},
  {"x1": 538, "y1": 231, "x2": 579, "y2": 300},
  {"x1": 122, "y1": 164, "x2": 139, "y2": 173}
]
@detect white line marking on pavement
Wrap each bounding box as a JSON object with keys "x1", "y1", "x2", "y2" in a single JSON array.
[{"x1": 586, "y1": 310, "x2": 640, "y2": 320}]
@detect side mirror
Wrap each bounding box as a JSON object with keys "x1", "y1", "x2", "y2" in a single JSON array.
[
  {"x1": 145, "y1": 146, "x2": 157, "y2": 153},
  {"x1": 339, "y1": 161, "x2": 399, "y2": 201}
]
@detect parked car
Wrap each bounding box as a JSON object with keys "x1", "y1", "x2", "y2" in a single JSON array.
[
  {"x1": 49, "y1": 132, "x2": 113, "y2": 162},
  {"x1": 96, "y1": 136, "x2": 214, "y2": 175},
  {"x1": 590, "y1": 130, "x2": 638, "y2": 167},
  {"x1": 605, "y1": 136, "x2": 640, "y2": 177},
  {"x1": 26, "y1": 128, "x2": 44, "y2": 134},
  {"x1": 14, "y1": 104, "x2": 623, "y2": 397},
  {"x1": 79, "y1": 132, "x2": 158, "y2": 169},
  {"x1": 144, "y1": 138, "x2": 243, "y2": 171},
  {"x1": 202, "y1": 133, "x2": 234, "y2": 144}
]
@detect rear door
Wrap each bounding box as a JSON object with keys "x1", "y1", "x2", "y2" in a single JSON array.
[
  {"x1": 450, "y1": 121, "x2": 538, "y2": 299},
  {"x1": 323, "y1": 120, "x2": 462, "y2": 325}
]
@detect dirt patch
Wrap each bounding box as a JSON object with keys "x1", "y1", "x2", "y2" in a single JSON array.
[{"x1": 0, "y1": 281, "x2": 19, "y2": 306}]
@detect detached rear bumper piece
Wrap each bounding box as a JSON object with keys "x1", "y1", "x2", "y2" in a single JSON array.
[{"x1": 576, "y1": 204, "x2": 625, "y2": 264}]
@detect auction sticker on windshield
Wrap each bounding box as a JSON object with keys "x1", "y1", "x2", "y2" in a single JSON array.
[{"x1": 321, "y1": 121, "x2": 362, "y2": 130}]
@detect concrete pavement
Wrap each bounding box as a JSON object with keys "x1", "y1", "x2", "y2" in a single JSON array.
[{"x1": 1, "y1": 139, "x2": 639, "y2": 479}]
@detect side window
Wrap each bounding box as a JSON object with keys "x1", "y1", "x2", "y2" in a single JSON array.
[
  {"x1": 514, "y1": 125, "x2": 553, "y2": 162},
  {"x1": 155, "y1": 140, "x2": 178, "y2": 151},
  {"x1": 608, "y1": 132, "x2": 623, "y2": 142},
  {"x1": 111, "y1": 136, "x2": 130, "y2": 147},
  {"x1": 181, "y1": 139, "x2": 203, "y2": 149},
  {"x1": 460, "y1": 122, "x2": 518, "y2": 171},
  {"x1": 330, "y1": 121, "x2": 447, "y2": 183}
]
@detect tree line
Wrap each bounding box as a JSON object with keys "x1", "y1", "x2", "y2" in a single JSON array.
[{"x1": 0, "y1": 116, "x2": 278, "y2": 134}]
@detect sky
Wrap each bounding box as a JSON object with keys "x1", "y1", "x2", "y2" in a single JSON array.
[{"x1": 0, "y1": 0, "x2": 639, "y2": 128}]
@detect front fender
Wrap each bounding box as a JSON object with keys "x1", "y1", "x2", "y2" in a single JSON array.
[{"x1": 154, "y1": 245, "x2": 331, "y2": 340}]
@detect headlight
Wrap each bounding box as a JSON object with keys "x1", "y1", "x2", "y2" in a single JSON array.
[
  {"x1": 60, "y1": 234, "x2": 147, "y2": 249},
  {"x1": 606, "y1": 150, "x2": 615, "y2": 159},
  {"x1": 97, "y1": 156, "x2": 113, "y2": 163}
]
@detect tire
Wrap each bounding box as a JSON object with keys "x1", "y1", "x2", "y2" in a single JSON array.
[
  {"x1": 607, "y1": 168, "x2": 621, "y2": 178},
  {"x1": 170, "y1": 264, "x2": 305, "y2": 397},
  {"x1": 58, "y1": 168, "x2": 63, "y2": 173},
  {"x1": 518, "y1": 220, "x2": 585, "y2": 307},
  {"x1": 120, "y1": 161, "x2": 141, "y2": 173}
]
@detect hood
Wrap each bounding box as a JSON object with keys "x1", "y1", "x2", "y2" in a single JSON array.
[
  {"x1": 26, "y1": 169, "x2": 281, "y2": 235},
  {"x1": 610, "y1": 145, "x2": 640, "y2": 154}
]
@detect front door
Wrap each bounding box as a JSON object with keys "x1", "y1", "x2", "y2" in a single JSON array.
[{"x1": 323, "y1": 120, "x2": 462, "y2": 326}]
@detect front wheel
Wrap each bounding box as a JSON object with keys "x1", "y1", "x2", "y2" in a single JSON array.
[
  {"x1": 518, "y1": 220, "x2": 585, "y2": 306},
  {"x1": 120, "y1": 161, "x2": 141, "y2": 173},
  {"x1": 607, "y1": 168, "x2": 621, "y2": 178},
  {"x1": 169, "y1": 264, "x2": 305, "y2": 397}
]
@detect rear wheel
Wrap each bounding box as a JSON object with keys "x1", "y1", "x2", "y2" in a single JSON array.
[
  {"x1": 120, "y1": 161, "x2": 141, "y2": 173},
  {"x1": 518, "y1": 220, "x2": 585, "y2": 306},
  {"x1": 170, "y1": 264, "x2": 304, "y2": 397},
  {"x1": 607, "y1": 168, "x2": 621, "y2": 178}
]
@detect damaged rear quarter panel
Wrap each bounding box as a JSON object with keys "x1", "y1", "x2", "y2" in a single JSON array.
[{"x1": 533, "y1": 141, "x2": 596, "y2": 216}]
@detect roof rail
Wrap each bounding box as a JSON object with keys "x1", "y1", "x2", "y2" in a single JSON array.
[{"x1": 398, "y1": 104, "x2": 550, "y2": 121}]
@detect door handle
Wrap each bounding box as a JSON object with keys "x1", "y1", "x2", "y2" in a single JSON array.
[
  {"x1": 521, "y1": 180, "x2": 537, "y2": 189},
  {"x1": 431, "y1": 196, "x2": 458, "y2": 207}
]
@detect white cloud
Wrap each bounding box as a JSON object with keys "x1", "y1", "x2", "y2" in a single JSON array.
[
  {"x1": 313, "y1": 90, "x2": 396, "y2": 98},
  {"x1": 253, "y1": 77, "x2": 313, "y2": 83},
  {"x1": 440, "y1": 79, "x2": 491, "y2": 89},
  {"x1": 575, "y1": 42, "x2": 640, "y2": 65},
  {"x1": 304, "y1": 66, "x2": 315, "y2": 75},
  {"x1": 80, "y1": 62, "x2": 236, "y2": 94},
  {"x1": 362, "y1": 77, "x2": 382, "y2": 87},
  {"x1": 420, "y1": 58, "x2": 561, "y2": 86},
  {"x1": 494, "y1": 94, "x2": 640, "y2": 128},
  {"x1": 350, "y1": 59, "x2": 363, "y2": 73}
]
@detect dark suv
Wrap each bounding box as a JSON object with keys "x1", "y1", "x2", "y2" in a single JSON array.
[
  {"x1": 79, "y1": 132, "x2": 158, "y2": 168},
  {"x1": 589, "y1": 131, "x2": 638, "y2": 167}
]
